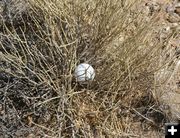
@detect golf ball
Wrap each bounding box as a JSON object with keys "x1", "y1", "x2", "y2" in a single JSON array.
[{"x1": 74, "y1": 63, "x2": 95, "y2": 82}]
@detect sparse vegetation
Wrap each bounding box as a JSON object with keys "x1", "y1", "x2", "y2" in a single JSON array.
[{"x1": 0, "y1": 0, "x2": 179, "y2": 137}]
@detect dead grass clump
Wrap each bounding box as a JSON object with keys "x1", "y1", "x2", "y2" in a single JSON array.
[{"x1": 0, "y1": 0, "x2": 178, "y2": 137}]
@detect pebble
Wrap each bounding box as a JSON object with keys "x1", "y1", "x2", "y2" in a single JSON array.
[{"x1": 175, "y1": 7, "x2": 180, "y2": 15}]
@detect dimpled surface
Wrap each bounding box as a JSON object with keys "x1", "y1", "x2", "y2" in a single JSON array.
[{"x1": 74, "y1": 63, "x2": 95, "y2": 82}]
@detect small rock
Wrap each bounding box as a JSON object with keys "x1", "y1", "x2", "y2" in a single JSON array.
[
  {"x1": 175, "y1": 7, "x2": 180, "y2": 16},
  {"x1": 166, "y1": 5, "x2": 175, "y2": 14},
  {"x1": 27, "y1": 133, "x2": 35, "y2": 138}
]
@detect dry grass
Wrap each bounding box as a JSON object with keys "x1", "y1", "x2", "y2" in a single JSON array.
[{"x1": 0, "y1": 0, "x2": 178, "y2": 137}]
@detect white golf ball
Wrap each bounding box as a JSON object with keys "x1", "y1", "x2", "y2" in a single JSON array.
[{"x1": 74, "y1": 63, "x2": 95, "y2": 82}]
